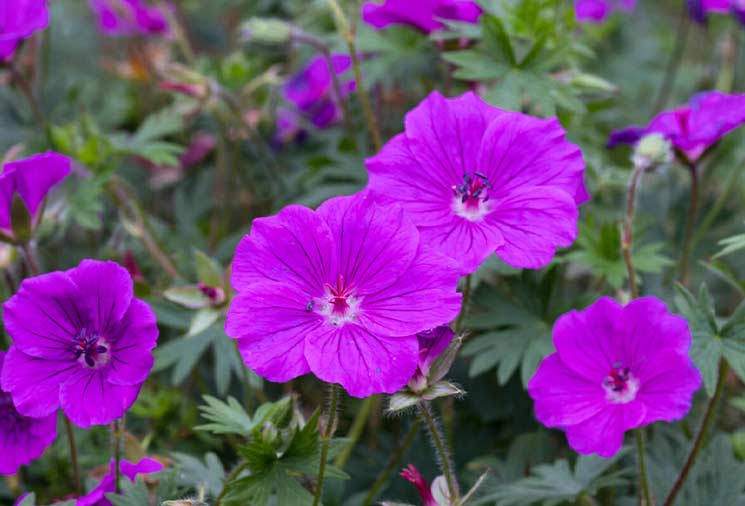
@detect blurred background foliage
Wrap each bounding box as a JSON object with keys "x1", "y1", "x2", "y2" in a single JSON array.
[{"x1": 2, "y1": 0, "x2": 745, "y2": 505}]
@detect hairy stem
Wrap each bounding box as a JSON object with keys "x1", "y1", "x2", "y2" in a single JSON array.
[
  {"x1": 65, "y1": 417, "x2": 81, "y2": 495},
  {"x1": 325, "y1": 0, "x2": 383, "y2": 151},
  {"x1": 635, "y1": 429, "x2": 653, "y2": 506},
  {"x1": 361, "y1": 418, "x2": 421, "y2": 506},
  {"x1": 622, "y1": 166, "x2": 645, "y2": 299},
  {"x1": 678, "y1": 163, "x2": 699, "y2": 285},
  {"x1": 663, "y1": 360, "x2": 729, "y2": 506},
  {"x1": 313, "y1": 383, "x2": 341, "y2": 506},
  {"x1": 418, "y1": 401, "x2": 458, "y2": 501},
  {"x1": 334, "y1": 395, "x2": 375, "y2": 469}
]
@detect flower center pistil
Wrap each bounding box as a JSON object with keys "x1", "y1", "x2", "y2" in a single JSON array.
[
  {"x1": 602, "y1": 362, "x2": 639, "y2": 404},
  {"x1": 316, "y1": 274, "x2": 361, "y2": 326},
  {"x1": 73, "y1": 329, "x2": 110, "y2": 369},
  {"x1": 452, "y1": 172, "x2": 493, "y2": 221}
]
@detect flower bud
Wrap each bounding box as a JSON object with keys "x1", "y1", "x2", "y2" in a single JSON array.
[
  {"x1": 240, "y1": 18, "x2": 293, "y2": 45},
  {"x1": 632, "y1": 133, "x2": 672, "y2": 172}
]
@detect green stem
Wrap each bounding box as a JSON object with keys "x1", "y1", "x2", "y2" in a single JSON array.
[
  {"x1": 678, "y1": 163, "x2": 699, "y2": 286},
  {"x1": 691, "y1": 158, "x2": 743, "y2": 250},
  {"x1": 313, "y1": 383, "x2": 341, "y2": 506},
  {"x1": 454, "y1": 274, "x2": 472, "y2": 333},
  {"x1": 112, "y1": 419, "x2": 122, "y2": 494},
  {"x1": 361, "y1": 418, "x2": 421, "y2": 506},
  {"x1": 64, "y1": 417, "x2": 82, "y2": 496},
  {"x1": 214, "y1": 461, "x2": 250, "y2": 506},
  {"x1": 622, "y1": 166, "x2": 645, "y2": 299},
  {"x1": 663, "y1": 360, "x2": 729, "y2": 506},
  {"x1": 20, "y1": 242, "x2": 40, "y2": 276},
  {"x1": 653, "y1": 2, "x2": 689, "y2": 112},
  {"x1": 418, "y1": 402, "x2": 458, "y2": 501},
  {"x1": 635, "y1": 429, "x2": 653, "y2": 506},
  {"x1": 334, "y1": 395, "x2": 375, "y2": 469},
  {"x1": 325, "y1": 0, "x2": 383, "y2": 151}
]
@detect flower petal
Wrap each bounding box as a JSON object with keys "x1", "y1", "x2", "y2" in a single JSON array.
[
  {"x1": 636, "y1": 349, "x2": 701, "y2": 424},
  {"x1": 67, "y1": 260, "x2": 134, "y2": 336},
  {"x1": 60, "y1": 368, "x2": 140, "y2": 428},
  {"x1": 231, "y1": 204, "x2": 335, "y2": 296},
  {"x1": 305, "y1": 324, "x2": 418, "y2": 397},
  {"x1": 225, "y1": 283, "x2": 320, "y2": 383},
  {"x1": 105, "y1": 299, "x2": 158, "y2": 386},
  {"x1": 565, "y1": 402, "x2": 646, "y2": 458}
]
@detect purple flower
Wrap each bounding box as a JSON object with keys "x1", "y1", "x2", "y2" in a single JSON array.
[
  {"x1": 279, "y1": 54, "x2": 355, "y2": 137},
  {"x1": 361, "y1": 0, "x2": 482, "y2": 33},
  {"x1": 688, "y1": 0, "x2": 745, "y2": 24},
  {"x1": 574, "y1": 0, "x2": 635, "y2": 24},
  {"x1": 76, "y1": 458, "x2": 163, "y2": 506},
  {"x1": 88, "y1": 0, "x2": 170, "y2": 37},
  {"x1": 528, "y1": 297, "x2": 701, "y2": 458},
  {"x1": 366, "y1": 91, "x2": 587, "y2": 274},
  {"x1": 225, "y1": 191, "x2": 462, "y2": 398},
  {"x1": 409, "y1": 326, "x2": 454, "y2": 391},
  {"x1": 0, "y1": 259, "x2": 159, "y2": 428},
  {"x1": 608, "y1": 91, "x2": 745, "y2": 165},
  {"x1": 0, "y1": 350, "x2": 57, "y2": 475},
  {"x1": 0, "y1": 0, "x2": 49, "y2": 62},
  {"x1": 0, "y1": 151, "x2": 70, "y2": 242}
]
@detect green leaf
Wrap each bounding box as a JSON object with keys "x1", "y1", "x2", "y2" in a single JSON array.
[
  {"x1": 163, "y1": 286, "x2": 211, "y2": 309},
  {"x1": 107, "y1": 476, "x2": 152, "y2": 506},
  {"x1": 10, "y1": 192, "x2": 32, "y2": 243},
  {"x1": 194, "y1": 250, "x2": 223, "y2": 287},
  {"x1": 196, "y1": 395, "x2": 255, "y2": 436},
  {"x1": 172, "y1": 452, "x2": 226, "y2": 497},
  {"x1": 481, "y1": 15, "x2": 516, "y2": 65},
  {"x1": 388, "y1": 392, "x2": 421, "y2": 413}
]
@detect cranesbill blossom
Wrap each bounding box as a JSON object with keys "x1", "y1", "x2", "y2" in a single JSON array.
[
  {"x1": 0, "y1": 0, "x2": 49, "y2": 61},
  {"x1": 0, "y1": 151, "x2": 70, "y2": 242},
  {"x1": 574, "y1": 0, "x2": 635, "y2": 24},
  {"x1": 77, "y1": 458, "x2": 163, "y2": 506},
  {"x1": 408, "y1": 326, "x2": 454, "y2": 391},
  {"x1": 1, "y1": 260, "x2": 159, "y2": 428},
  {"x1": 361, "y1": 0, "x2": 482, "y2": 33},
  {"x1": 688, "y1": 0, "x2": 745, "y2": 24},
  {"x1": 281, "y1": 54, "x2": 355, "y2": 132},
  {"x1": 392, "y1": 465, "x2": 448, "y2": 506},
  {"x1": 608, "y1": 91, "x2": 745, "y2": 165},
  {"x1": 89, "y1": 0, "x2": 170, "y2": 37},
  {"x1": 226, "y1": 191, "x2": 462, "y2": 398},
  {"x1": 528, "y1": 297, "x2": 701, "y2": 458},
  {"x1": 0, "y1": 350, "x2": 57, "y2": 475},
  {"x1": 366, "y1": 91, "x2": 587, "y2": 274}
]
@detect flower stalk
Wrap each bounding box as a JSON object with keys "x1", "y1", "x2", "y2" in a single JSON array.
[
  {"x1": 678, "y1": 162, "x2": 699, "y2": 285},
  {"x1": 334, "y1": 395, "x2": 375, "y2": 469},
  {"x1": 64, "y1": 416, "x2": 82, "y2": 495},
  {"x1": 417, "y1": 401, "x2": 458, "y2": 502},
  {"x1": 112, "y1": 418, "x2": 122, "y2": 494},
  {"x1": 313, "y1": 383, "x2": 341, "y2": 506},
  {"x1": 622, "y1": 164, "x2": 645, "y2": 299},
  {"x1": 634, "y1": 429, "x2": 652, "y2": 506},
  {"x1": 454, "y1": 274, "x2": 472, "y2": 334}
]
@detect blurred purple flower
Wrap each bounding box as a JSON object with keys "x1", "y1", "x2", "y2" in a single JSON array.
[
  {"x1": 276, "y1": 54, "x2": 355, "y2": 142},
  {"x1": 1, "y1": 259, "x2": 159, "y2": 428},
  {"x1": 366, "y1": 90, "x2": 587, "y2": 274},
  {"x1": 226, "y1": 191, "x2": 462, "y2": 398},
  {"x1": 14, "y1": 493, "x2": 30, "y2": 506},
  {"x1": 409, "y1": 326, "x2": 454, "y2": 391},
  {"x1": 0, "y1": 0, "x2": 49, "y2": 62},
  {"x1": 575, "y1": 0, "x2": 635, "y2": 24},
  {"x1": 89, "y1": 0, "x2": 170, "y2": 37},
  {"x1": 689, "y1": 0, "x2": 745, "y2": 24},
  {"x1": 608, "y1": 91, "x2": 745, "y2": 164},
  {"x1": 528, "y1": 297, "x2": 701, "y2": 458},
  {"x1": 0, "y1": 350, "x2": 57, "y2": 475},
  {"x1": 361, "y1": 0, "x2": 482, "y2": 33},
  {"x1": 76, "y1": 458, "x2": 163, "y2": 506},
  {"x1": 0, "y1": 151, "x2": 70, "y2": 241}
]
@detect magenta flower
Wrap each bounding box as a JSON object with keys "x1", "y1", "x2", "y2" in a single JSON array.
[
  {"x1": 398, "y1": 465, "x2": 444, "y2": 506},
  {"x1": 0, "y1": 350, "x2": 57, "y2": 475},
  {"x1": 226, "y1": 191, "x2": 462, "y2": 398},
  {"x1": 608, "y1": 91, "x2": 745, "y2": 165},
  {"x1": 77, "y1": 458, "x2": 163, "y2": 506},
  {"x1": 0, "y1": 151, "x2": 70, "y2": 242},
  {"x1": 689, "y1": 0, "x2": 745, "y2": 24},
  {"x1": 409, "y1": 326, "x2": 454, "y2": 391},
  {"x1": 366, "y1": 91, "x2": 587, "y2": 274},
  {"x1": 88, "y1": 0, "x2": 170, "y2": 37},
  {"x1": 0, "y1": 0, "x2": 49, "y2": 61},
  {"x1": 0, "y1": 259, "x2": 159, "y2": 428},
  {"x1": 361, "y1": 0, "x2": 482, "y2": 34},
  {"x1": 574, "y1": 0, "x2": 635, "y2": 24},
  {"x1": 528, "y1": 297, "x2": 701, "y2": 458},
  {"x1": 281, "y1": 54, "x2": 355, "y2": 132}
]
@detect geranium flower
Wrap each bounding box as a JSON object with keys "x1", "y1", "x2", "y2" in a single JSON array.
[
  {"x1": 77, "y1": 458, "x2": 163, "y2": 506},
  {"x1": 0, "y1": 0, "x2": 49, "y2": 61},
  {"x1": 279, "y1": 54, "x2": 355, "y2": 136},
  {"x1": 1, "y1": 260, "x2": 159, "y2": 428},
  {"x1": 608, "y1": 91, "x2": 745, "y2": 165},
  {"x1": 88, "y1": 0, "x2": 170, "y2": 37},
  {"x1": 688, "y1": 0, "x2": 745, "y2": 24},
  {"x1": 366, "y1": 91, "x2": 587, "y2": 274},
  {"x1": 574, "y1": 0, "x2": 635, "y2": 24},
  {"x1": 0, "y1": 151, "x2": 70, "y2": 242},
  {"x1": 0, "y1": 350, "x2": 57, "y2": 475},
  {"x1": 361, "y1": 0, "x2": 482, "y2": 33},
  {"x1": 408, "y1": 326, "x2": 454, "y2": 391},
  {"x1": 527, "y1": 297, "x2": 701, "y2": 458},
  {"x1": 226, "y1": 191, "x2": 462, "y2": 398}
]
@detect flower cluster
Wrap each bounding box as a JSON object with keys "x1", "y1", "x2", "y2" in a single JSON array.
[
  {"x1": 528, "y1": 297, "x2": 701, "y2": 457},
  {"x1": 88, "y1": 0, "x2": 171, "y2": 37}
]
